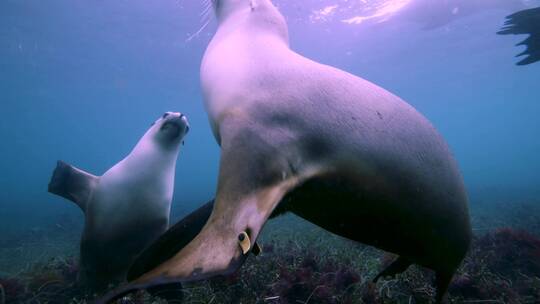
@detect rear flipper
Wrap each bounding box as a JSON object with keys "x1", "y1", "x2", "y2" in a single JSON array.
[
  {"x1": 372, "y1": 256, "x2": 412, "y2": 282},
  {"x1": 435, "y1": 271, "x2": 453, "y2": 304},
  {"x1": 374, "y1": 256, "x2": 455, "y2": 304},
  {"x1": 48, "y1": 160, "x2": 98, "y2": 211}
]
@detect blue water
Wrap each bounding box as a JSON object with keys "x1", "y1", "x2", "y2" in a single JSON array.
[{"x1": 1, "y1": 0, "x2": 539, "y2": 282}]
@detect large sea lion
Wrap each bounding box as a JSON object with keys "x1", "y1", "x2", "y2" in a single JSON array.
[
  {"x1": 48, "y1": 112, "x2": 189, "y2": 290},
  {"x1": 99, "y1": 0, "x2": 471, "y2": 302}
]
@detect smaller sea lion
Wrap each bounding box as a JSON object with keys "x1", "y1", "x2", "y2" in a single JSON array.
[{"x1": 48, "y1": 112, "x2": 189, "y2": 290}]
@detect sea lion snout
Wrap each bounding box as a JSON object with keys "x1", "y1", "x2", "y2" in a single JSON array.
[
  {"x1": 160, "y1": 112, "x2": 190, "y2": 137},
  {"x1": 180, "y1": 114, "x2": 190, "y2": 134}
]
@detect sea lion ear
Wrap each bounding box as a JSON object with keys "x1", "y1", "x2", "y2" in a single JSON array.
[
  {"x1": 48, "y1": 161, "x2": 99, "y2": 212},
  {"x1": 250, "y1": 0, "x2": 256, "y2": 10}
]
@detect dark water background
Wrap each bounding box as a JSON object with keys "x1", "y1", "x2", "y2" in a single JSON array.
[{"x1": 1, "y1": 0, "x2": 540, "y2": 260}]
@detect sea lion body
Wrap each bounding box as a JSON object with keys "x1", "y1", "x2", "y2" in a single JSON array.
[
  {"x1": 49, "y1": 112, "x2": 189, "y2": 290},
  {"x1": 99, "y1": 1, "x2": 471, "y2": 303},
  {"x1": 80, "y1": 152, "x2": 175, "y2": 288},
  {"x1": 199, "y1": 0, "x2": 471, "y2": 277}
]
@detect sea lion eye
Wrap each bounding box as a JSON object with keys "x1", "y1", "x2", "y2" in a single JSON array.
[{"x1": 162, "y1": 113, "x2": 169, "y2": 119}]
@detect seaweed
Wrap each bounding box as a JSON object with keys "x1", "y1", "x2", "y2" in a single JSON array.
[
  {"x1": 448, "y1": 227, "x2": 540, "y2": 303},
  {"x1": 3, "y1": 204, "x2": 540, "y2": 303},
  {"x1": 0, "y1": 278, "x2": 25, "y2": 304},
  {"x1": 0, "y1": 256, "x2": 87, "y2": 304},
  {"x1": 269, "y1": 252, "x2": 361, "y2": 304}
]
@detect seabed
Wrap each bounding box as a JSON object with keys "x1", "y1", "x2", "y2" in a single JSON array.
[{"x1": 1, "y1": 200, "x2": 539, "y2": 304}]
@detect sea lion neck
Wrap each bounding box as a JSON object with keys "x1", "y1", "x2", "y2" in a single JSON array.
[
  {"x1": 116, "y1": 131, "x2": 181, "y2": 176},
  {"x1": 201, "y1": 0, "x2": 290, "y2": 135},
  {"x1": 214, "y1": 0, "x2": 288, "y2": 45}
]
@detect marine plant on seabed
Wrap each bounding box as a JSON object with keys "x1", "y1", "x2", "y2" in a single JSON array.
[
  {"x1": 2, "y1": 214, "x2": 540, "y2": 303},
  {"x1": 449, "y1": 228, "x2": 540, "y2": 304},
  {"x1": 0, "y1": 277, "x2": 25, "y2": 304},
  {"x1": 175, "y1": 225, "x2": 540, "y2": 304},
  {"x1": 0, "y1": 256, "x2": 82, "y2": 303}
]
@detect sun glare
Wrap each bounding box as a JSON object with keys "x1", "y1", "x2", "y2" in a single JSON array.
[
  {"x1": 343, "y1": 0, "x2": 412, "y2": 24},
  {"x1": 309, "y1": 0, "x2": 412, "y2": 25}
]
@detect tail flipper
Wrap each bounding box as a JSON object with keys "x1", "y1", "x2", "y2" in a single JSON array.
[
  {"x1": 372, "y1": 256, "x2": 412, "y2": 282},
  {"x1": 435, "y1": 271, "x2": 453, "y2": 304},
  {"x1": 48, "y1": 160, "x2": 98, "y2": 211}
]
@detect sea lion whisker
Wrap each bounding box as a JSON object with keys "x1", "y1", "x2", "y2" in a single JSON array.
[
  {"x1": 201, "y1": 9, "x2": 213, "y2": 22},
  {"x1": 200, "y1": 1, "x2": 213, "y2": 18},
  {"x1": 186, "y1": 18, "x2": 212, "y2": 42},
  {"x1": 186, "y1": 0, "x2": 214, "y2": 42}
]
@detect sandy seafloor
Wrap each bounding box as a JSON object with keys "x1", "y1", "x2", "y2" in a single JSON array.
[{"x1": 1, "y1": 197, "x2": 540, "y2": 304}]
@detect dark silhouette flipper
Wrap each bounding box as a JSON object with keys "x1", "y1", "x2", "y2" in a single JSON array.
[
  {"x1": 94, "y1": 201, "x2": 216, "y2": 304},
  {"x1": 127, "y1": 201, "x2": 214, "y2": 303},
  {"x1": 373, "y1": 257, "x2": 454, "y2": 304},
  {"x1": 498, "y1": 7, "x2": 540, "y2": 65},
  {"x1": 97, "y1": 199, "x2": 268, "y2": 304},
  {"x1": 127, "y1": 200, "x2": 215, "y2": 281},
  {"x1": 435, "y1": 271, "x2": 453, "y2": 304},
  {"x1": 373, "y1": 256, "x2": 412, "y2": 282},
  {"x1": 128, "y1": 198, "x2": 266, "y2": 281},
  {"x1": 48, "y1": 160, "x2": 98, "y2": 211}
]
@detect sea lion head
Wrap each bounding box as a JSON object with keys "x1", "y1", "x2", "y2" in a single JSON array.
[{"x1": 150, "y1": 112, "x2": 190, "y2": 149}]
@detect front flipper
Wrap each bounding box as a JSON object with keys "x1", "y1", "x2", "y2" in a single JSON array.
[
  {"x1": 97, "y1": 126, "x2": 304, "y2": 304},
  {"x1": 127, "y1": 200, "x2": 215, "y2": 281},
  {"x1": 373, "y1": 256, "x2": 412, "y2": 282},
  {"x1": 435, "y1": 271, "x2": 453, "y2": 304},
  {"x1": 128, "y1": 199, "x2": 265, "y2": 281},
  {"x1": 48, "y1": 160, "x2": 98, "y2": 211},
  {"x1": 97, "y1": 196, "x2": 273, "y2": 304}
]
